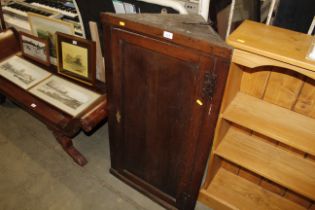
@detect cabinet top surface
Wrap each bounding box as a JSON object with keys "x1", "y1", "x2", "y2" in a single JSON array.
[
  {"x1": 227, "y1": 20, "x2": 315, "y2": 72},
  {"x1": 101, "y1": 13, "x2": 231, "y2": 58}
]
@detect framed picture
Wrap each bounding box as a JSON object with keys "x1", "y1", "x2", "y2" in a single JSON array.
[
  {"x1": 56, "y1": 32, "x2": 96, "y2": 86},
  {"x1": 29, "y1": 75, "x2": 101, "y2": 117},
  {"x1": 0, "y1": 55, "x2": 51, "y2": 90},
  {"x1": 28, "y1": 12, "x2": 74, "y2": 65},
  {"x1": 20, "y1": 32, "x2": 50, "y2": 66}
]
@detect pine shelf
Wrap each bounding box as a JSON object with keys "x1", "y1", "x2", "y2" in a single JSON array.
[
  {"x1": 222, "y1": 92, "x2": 315, "y2": 156},
  {"x1": 200, "y1": 168, "x2": 305, "y2": 210},
  {"x1": 215, "y1": 127, "x2": 315, "y2": 200}
]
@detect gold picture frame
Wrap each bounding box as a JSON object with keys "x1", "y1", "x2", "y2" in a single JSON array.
[{"x1": 56, "y1": 32, "x2": 96, "y2": 86}]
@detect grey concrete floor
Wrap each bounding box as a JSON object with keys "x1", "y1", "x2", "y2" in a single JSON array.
[{"x1": 0, "y1": 100, "x2": 211, "y2": 210}]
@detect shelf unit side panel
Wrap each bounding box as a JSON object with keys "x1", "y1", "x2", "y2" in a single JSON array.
[
  {"x1": 201, "y1": 62, "x2": 243, "y2": 189},
  {"x1": 220, "y1": 63, "x2": 243, "y2": 112}
]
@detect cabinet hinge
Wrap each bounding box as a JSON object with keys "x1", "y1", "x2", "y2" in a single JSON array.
[{"x1": 202, "y1": 72, "x2": 217, "y2": 100}]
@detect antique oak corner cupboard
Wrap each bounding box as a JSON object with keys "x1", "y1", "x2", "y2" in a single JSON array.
[{"x1": 101, "y1": 13, "x2": 231, "y2": 209}]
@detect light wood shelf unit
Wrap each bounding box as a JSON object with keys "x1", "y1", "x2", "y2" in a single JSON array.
[
  {"x1": 215, "y1": 127, "x2": 315, "y2": 200},
  {"x1": 199, "y1": 20, "x2": 315, "y2": 210},
  {"x1": 199, "y1": 168, "x2": 306, "y2": 210},
  {"x1": 222, "y1": 92, "x2": 315, "y2": 156}
]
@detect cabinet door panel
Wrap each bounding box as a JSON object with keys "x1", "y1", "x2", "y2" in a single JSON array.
[{"x1": 110, "y1": 29, "x2": 214, "y2": 201}]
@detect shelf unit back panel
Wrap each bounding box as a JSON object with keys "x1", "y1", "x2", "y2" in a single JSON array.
[{"x1": 240, "y1": 66, "x2": 315, "y2": 120}]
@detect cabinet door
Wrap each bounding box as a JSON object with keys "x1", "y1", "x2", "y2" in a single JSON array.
[{"x1": 107, "y1": 28, "x2": 220, "y2": 209}]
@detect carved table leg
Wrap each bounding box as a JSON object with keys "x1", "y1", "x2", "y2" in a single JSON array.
[
  {"x1": 0, "y1": 93, "x2": 6, "y2": 104},
  {"x1": 52, "y1": 130, "x2": 88, "y2": 166}
]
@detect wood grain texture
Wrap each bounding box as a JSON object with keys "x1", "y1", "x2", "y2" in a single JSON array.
[
  {"x1": 278, "y1": 142, "x2": 305, "y2": 157},
  {"x1": 238, "y1": 169, "x2": 261, "y2": 185},
  {"x1": 240, "y1": 66, "x2": 271, "y2": 98},
  {"x1": 204, "y1": 169, "x2": 305, "y2": 210},
  {"x1": 199, "y1": 189, "x2": 234, "y2": 210},
  {"x1": 223, "y1": 92, "x2": 315, "y2": 156},
  {"x1": 80, "y1": 96, "x2": 108, "y2": 132},
  {"x1": 308, "y1": 155, "x2": 315, "y2": 161},
  {"x1": 232, "y1": 49, "x2": 315, "y2": 80},
  {"x1": 294, "y1": 78, "x2": 315, "y2": 119},
  {"x1": 260, "y1": 179, "x2": 286, "y2": 196},
  {"x1": 252, "y1": 132, "x2": 278, "y2": 145},
  {"x1": 227, "y1": 20, "x2": 315, "y2": 72},
  {"x1": 263, "y1": 68, "x2": 304, "y2": 109},
  {"x1": 103, "y1": 13, "x2": 231, "y2": 210},
  {"x1": 215, "y1": 127, "x2": 315, "y2": 200},
  {"x1": 284, "y1": 191, "x2": 312, "y2": 208},
  {"x1": 221, "y1": 160, "x2": 239, "y2": 175},
  {"x1": 219, "y1": 63, "x2": 243, "y2": 111}
]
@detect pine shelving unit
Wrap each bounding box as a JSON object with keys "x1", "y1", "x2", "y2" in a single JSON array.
[{"x1": 198, "y1": 20, "x2": 315, "y2": 210}]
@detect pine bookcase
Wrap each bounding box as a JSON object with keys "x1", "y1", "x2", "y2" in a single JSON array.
[{"x1": 198, "y1": 20, "x2": 315, "y2": 210}]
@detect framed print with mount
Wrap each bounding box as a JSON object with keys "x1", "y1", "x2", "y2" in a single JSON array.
[
  {"x1": 29, "y1": 75, "x2": 101, "y2": 117},
  {"x1": 28, "y1": 12, "x2": 74, "y2": 65},
  {"x1": 56, "y1": 32, "x2": 96, "y2": 86},
  {"x1": 0, "y1": 55, "x2": 51, "y2": 90},
  {"x1": 19, "y1": 31, "x2": 50, "y2": 66}
]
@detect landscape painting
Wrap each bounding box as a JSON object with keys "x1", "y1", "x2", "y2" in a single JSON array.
[
  {"x1": 28, "y1": 12, "x2": 74, "y2": 65},
  {"x1": 0, "y1": 56, "x2": 51, "y2": 89},
  {"x1": 29, "y1": 76, "x2": 101, "y2": 116},
  {"x1": 62, "y1": 42, "x2": 88, "y2": 77},
  {"x1": 56, "y1": 32, "x2": 96, "y2": 86}
]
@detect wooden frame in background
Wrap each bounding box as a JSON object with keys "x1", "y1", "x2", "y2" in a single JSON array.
[
  {"x1": 56, "y1": 32, "x2": 96, "y2": 86},
  {"x1": 28, "y1": 12, "x2": 74, "y2": 65},
  {"x1": 20, "y1": 32, "x2": 50, "y2": 66}
]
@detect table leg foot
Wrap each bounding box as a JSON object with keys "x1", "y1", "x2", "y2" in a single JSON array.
[{"x1": 52, "y1": 131, "x2": 88, "y2": 166}]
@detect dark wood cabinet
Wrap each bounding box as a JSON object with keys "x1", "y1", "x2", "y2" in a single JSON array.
[{"x1": 101, "y1": 13, "x2": 231, "y2": 210}]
